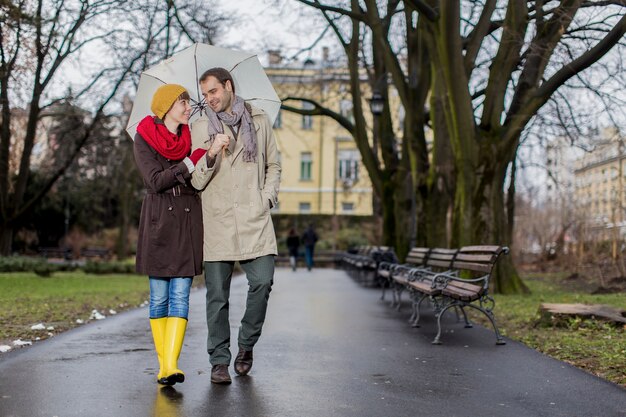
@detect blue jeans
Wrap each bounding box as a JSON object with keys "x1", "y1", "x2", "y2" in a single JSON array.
[
  {"x1": 149, "y1": 277, "x2": 193, "y2": 319},
  {"x1": 304, "y1": 246, "x2": 315, "y2": 270}
]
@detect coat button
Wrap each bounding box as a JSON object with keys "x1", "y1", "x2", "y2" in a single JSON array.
[
  {"x1": 234, "y1": 203, "x2": 238, "y2": 208},
  {"x1": 247, "y1": 184, "x2": 252, "y2": 189},
  {"x1": 234, "y1": 184, "x2": 238, "y2": 189},
  {"x1": 168, "y1": 206, "x2": 173, "y2": 211},
  {"x1": 184, "y1": 208, "x2": 190, "y2": 212},
  {"x1": 250, "y1": 202, "x2": 254, "y2": 206},
  {"x1": 247, "y1": 167, "x2": 251, "y2": 171}
]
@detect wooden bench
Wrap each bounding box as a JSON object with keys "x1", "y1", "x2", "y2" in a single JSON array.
[
  {"x1": 80, "y1": 247, "x2": 112, "y2": 260},
  {"x1": 378, "y1": 247, "x2": 430, "y2": 304},
  {"x1": 406, "y1": 245, "x2": 509, "y2": 345},
  {"x1": 343, "y1": 246, "x2": 398, "y2": 287},
  {"x1": 39, "y1": 247, "x2": 72, "y2": 260},
  {"x1": 401, "y1": 248, "x2": 459, "y2": 325},
  {"x1": 386, "y1": 248, "x2": 458, "y2": 316},
  {"x1": 341, "y1": 245, "x2": 371, "y2": 269}
]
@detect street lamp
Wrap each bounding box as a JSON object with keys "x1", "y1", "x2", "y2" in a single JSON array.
[
  {"x1": 368, "y1": 91, "x2": 384, "y2": 117},
  {"x1": 368, "y1": 90, "x2": 384, "y2": 223},
  {"x1": 368, "y1": 90, "x2": 384, "y2": 163}
]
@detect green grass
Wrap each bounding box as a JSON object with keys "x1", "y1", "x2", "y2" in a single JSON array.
[
  {"x1": 478, "y1": 273, "x2": 626, "y2": 387},
  {"x1": 0, "y1": 272, "x2": 150, "y2": 343}
]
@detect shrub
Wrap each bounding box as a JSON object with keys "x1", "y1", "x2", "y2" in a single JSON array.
[
  {"x1": 0, "y1": 256, "x2": 48, "y2": 273},
  {"x1": 33, "y1": 263, "x2": 57, "y2": 277},
  {"x1": 334, "y1": 228, "x2": 370, "y2": 250},
  {"x1": 83, "y1": 260, "x2": 135, "y2": 274}
]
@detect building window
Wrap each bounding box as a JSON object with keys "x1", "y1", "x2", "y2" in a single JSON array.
[
  {"x1": 299, "y1": 202, "x2": 311, "y2": 213},
  {"x1": 339, "y1": 99, "x2": 354, "y2": 124},
  {"x1": 273, "y1": 110, "x2": 282, "y2": 129},
  {"x1": 338, "y1": 149, "x2": 359, "y2": 184},
  {"x1": 341, "y1": 202, "x2": 354, "y2": 213},
  {"x1": 302, "y1": 102, "x2": 314, "y2": 130},
  {"x1": 300, "y1": 152, "x2": 312, "y2": 180},
  {"x1": 398, "y1": 104, "x2": 405, "y2": 133}
]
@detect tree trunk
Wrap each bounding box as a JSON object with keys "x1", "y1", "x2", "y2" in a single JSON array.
[
  {"x1": 380, "y1": 179, "x2": 396, "y2": 248},
  {"x1": 115, "y1": 205, "x2": 129, "y2": 260},
  {"x1": 392, "y1": 168, "x2": 415, "y2": 261},
  {"x1": 455, "y1": 143, "x2": 528, "y2": 294},
  {"x1": 0, "y1": 223, "x2": 14, "y2": 256},
  {"x1": 426, "y1": 65, "x2": 456, "y2": 248}
]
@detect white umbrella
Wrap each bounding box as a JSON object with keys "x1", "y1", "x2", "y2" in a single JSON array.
[{"x1": 126, "y1": 43, "x2": 281, "y2": 139}]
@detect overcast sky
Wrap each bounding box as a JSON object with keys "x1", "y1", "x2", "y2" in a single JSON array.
[{"x1": 220, "y1": 0, "x2": 336, "y2": 65}]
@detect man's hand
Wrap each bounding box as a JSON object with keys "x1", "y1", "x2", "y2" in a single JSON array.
[{"x1": 208, "y1": 133, "x2": 230, "y2": 158}]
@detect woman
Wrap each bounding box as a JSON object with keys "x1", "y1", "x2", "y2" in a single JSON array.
[{"x1": 133, "y1": 84, "x2": 207, "y2": 385}]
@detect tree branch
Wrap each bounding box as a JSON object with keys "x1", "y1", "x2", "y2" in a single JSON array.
[
  {"x1": 403, "y1": 0, "x2": 439, "y2": 21},
  {"x1": 363, "y1": 0, "x2": 409, "y2": 107},
  {"x1": 537, "y1": 13, "x2": 626, "y2": 101},
  {"x1": 480, "y1": 0, "x2": 528, "y2": 130},
  {"x1": 292, "y1": 0, "x2": 367, "y2": 22},
  {"x1": 15, "y1": 51, "x2": 146, "y2": 222},
  {"x1": 280, "y1": 96, "x2": 354, "y2": 133},
  {"x1": 503, "y1": 12, "x2": 626, "y2": 153},
  {"x1": 463, "y1": 0, "x2": 497, "y2": 77}
]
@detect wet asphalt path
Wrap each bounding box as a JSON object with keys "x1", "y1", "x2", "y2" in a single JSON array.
[{"x1": 0, "y1": 267, "x2": 625, "y2": 417}]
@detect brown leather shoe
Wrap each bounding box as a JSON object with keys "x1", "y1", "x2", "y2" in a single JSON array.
[
  {"x1": 234, "y1": 347, "x2": 253, "y2": 376},
  {"x1": 210, "y1": 364, "x2": 232, "y2": 384}
]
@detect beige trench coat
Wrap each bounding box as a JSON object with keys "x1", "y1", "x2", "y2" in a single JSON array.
[{"x1": 190, "y1": 105, "x2": 281, "y2": 261}]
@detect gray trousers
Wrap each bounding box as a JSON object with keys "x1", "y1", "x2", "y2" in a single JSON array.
[{"x1": 204, "y1": 255, "x2": 275, "y2": 365}]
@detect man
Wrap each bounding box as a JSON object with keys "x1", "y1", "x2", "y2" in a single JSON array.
[
  {"x1": 301, "y1": 224, "x2": 318, "y2": 271},
  {"x1": 190, "y1": 67, "x2": 281, "y2": 385}
]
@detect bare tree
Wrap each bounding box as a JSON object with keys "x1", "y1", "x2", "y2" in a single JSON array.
[
  {"x1": 281, "y1": 0, "x2": 625, "y2": 293},
  {"x1": 0, "y1": 0, "x2": 229, "y2": 255}
]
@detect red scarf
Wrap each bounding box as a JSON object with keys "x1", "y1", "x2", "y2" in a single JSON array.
[{"x1": 136, "y1": 116, "x2": 191, "y2": 160}]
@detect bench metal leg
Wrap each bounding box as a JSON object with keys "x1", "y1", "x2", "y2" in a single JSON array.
[
  {"x1": 391, "y1": 284, "x2": 401, "y2": 308},
  {"x1": 408, "y1": 290, "x2": 417, "y2": 323},
  {"x1": 380, "y1": 281, "x2": 387, "y2": 300},
  {"x1": 410, "y1": 293, "x2": 428, "y2": 328},
  {"x1": 389, "y1": 283, "x2": 398, "y2": 307},
  {"x1": 459, "y1": 306, "x2": 473, "y2": 328},
  {"x1": 432, "y1": 303, "x2": 456, "y2": 345},
  {"x1": 395, "y1": 287, "x2": 404, "y2": 311},
  {"x1": 453, "y1": 306, "x2": 461, "y2": 322},
  {"x1": 462, "y1": 303, "x2": 506, "y2": 345}
]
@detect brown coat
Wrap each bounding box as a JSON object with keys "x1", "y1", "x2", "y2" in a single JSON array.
[
  {"x1": 190, "y1": 105, "x2": 281, "y2": 261},
  {"x1": 134, "y1": 133, "x2": 203, "y2": 277}
]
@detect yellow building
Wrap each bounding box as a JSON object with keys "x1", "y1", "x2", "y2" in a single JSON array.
[
  {"x1": 265, "y1": 51, "x2": 379, "y2": 216},
  {"x1": 574, "y1": 128, "x2": 626, "y2": 239}
]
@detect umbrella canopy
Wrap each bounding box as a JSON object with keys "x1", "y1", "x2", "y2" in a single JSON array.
[{"x1": 126, "y1": 43, "x2": 281, "y2": 139}]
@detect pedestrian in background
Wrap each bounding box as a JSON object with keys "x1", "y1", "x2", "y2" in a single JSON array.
[
  {"x1": 134, "y1": 84, "x2": 207, "y2": 386},
  {"x1": 286, "y1": 228, "x2": 300, "y2": 271},
  {"x1": 301, "y1": 224, "x2": 318, "y2": 271}
]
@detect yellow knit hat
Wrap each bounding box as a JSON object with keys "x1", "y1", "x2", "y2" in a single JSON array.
[{"x1": 151, "y1": 84, "x2": 188, "y2": 119}]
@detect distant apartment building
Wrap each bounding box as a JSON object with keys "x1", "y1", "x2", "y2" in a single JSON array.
[
  {"x1": 574, "y1": 128, "x2": 626, "y2": 239},
  {"x1": 264, "y1": 49, "x2": 405, "y2": 216},
  {"x1": 7, "y1": 107, "x2": 52, "y2": 174}
]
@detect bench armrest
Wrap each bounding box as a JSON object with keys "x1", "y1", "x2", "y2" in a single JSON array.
[
  {"x1": 378, "y1": 261, "x2": 397, "y2": 271},
  {"x1": 433, "y1": 272, "x2": 489, "y2": 289}
]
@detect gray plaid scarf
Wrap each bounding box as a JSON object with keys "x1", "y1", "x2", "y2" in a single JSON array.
[{"x1": 205, "y1": 95, "x2": 257, "y2": 162}]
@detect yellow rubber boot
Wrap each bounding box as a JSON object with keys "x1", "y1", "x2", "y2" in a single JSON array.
[
  {"x1": 161, "y1": 317, "x2": 187, "y2": 385},
  {"x1": 149, "y1": 318, "x2": 167, "y2": 383}
]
